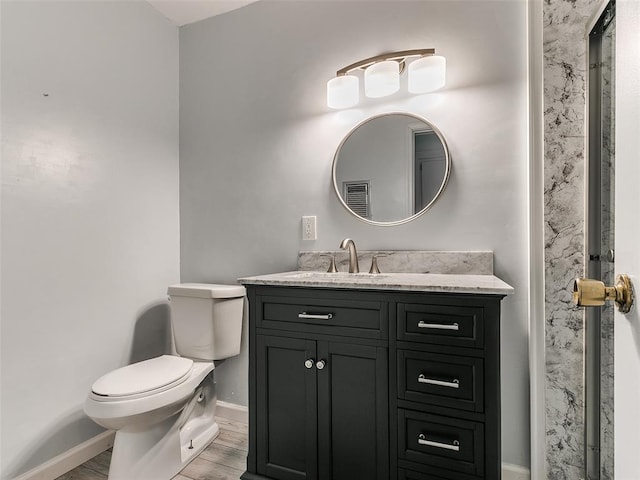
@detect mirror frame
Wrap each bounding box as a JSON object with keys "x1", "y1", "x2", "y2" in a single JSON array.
[{"x1": 331, "y1": 112, "x2": 452, "y2": 226}]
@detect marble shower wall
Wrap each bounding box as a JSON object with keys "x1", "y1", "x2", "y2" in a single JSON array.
[{"x1": 543, "y1": 0, "x2": 600, "y2": 478}]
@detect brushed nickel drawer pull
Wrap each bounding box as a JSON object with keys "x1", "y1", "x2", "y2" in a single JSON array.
[
  {"x1": 417, "y1": 374, "x2": 460, "y2": 389},
  {"x1": 298, "y1": 312, "x2": 333, "y2": 320},
  {"x1": 418, "y1": 434, "x2": 460, "y2": 451},
  {"x1": 417, "y1": 321, "x2": 459, "y2": 330}
]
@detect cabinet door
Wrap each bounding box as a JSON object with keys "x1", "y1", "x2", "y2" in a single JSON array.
[
  {"x1": 256, "y1": 335, "x2": 318, "y2": 480},
  {"x1": 317, "y1": 341, "x2": 389, "y2": 480}
]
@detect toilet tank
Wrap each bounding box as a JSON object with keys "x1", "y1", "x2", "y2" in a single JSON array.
[{"x1": 167, "y1": 283, "x2": 245, "y2": 361}]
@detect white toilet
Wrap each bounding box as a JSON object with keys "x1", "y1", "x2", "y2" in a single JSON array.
[{"x1": 84, "y1": 283, "x2": 245, "y2": 480}]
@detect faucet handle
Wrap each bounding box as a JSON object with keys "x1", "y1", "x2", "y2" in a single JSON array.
[
  {"x1": 320, "y1": 254, "x2": 338, "y2": 273},
  {"x1": 369, "y1": 255, "x2": 387, "y2": 274}
]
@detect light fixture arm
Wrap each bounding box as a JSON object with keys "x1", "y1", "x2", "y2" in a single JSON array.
[{"x1": 336, "y1": 48, "x2": 436, "y2": 76}]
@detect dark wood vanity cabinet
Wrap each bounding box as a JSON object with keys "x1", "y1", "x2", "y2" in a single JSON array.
[
  {"x1": 241, "y1": 285, "x2": 505, "y2": 480},
  {"x1": 254, "y1": 335, "x2": 388, "y2": 480}
]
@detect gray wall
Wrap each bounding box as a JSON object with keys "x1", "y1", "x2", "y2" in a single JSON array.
[
  {"x1": 0, "y1": 2, "x2": 179, "y2": 478},
  {"x1": 180, "y1": 0, "x2": 530, "y2": 468}
]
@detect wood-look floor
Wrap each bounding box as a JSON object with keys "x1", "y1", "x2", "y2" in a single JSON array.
[{"x1": 55, "y1": 417, "x2": 248, "y2": 480}]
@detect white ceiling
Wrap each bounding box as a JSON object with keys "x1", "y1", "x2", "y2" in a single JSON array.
[{"x1": 146, "y1": 0, "x2": 261, "y2": 26}]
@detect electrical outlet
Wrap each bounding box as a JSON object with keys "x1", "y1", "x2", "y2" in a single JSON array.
[{"x1": 302, "y1": 216, "x2": 317, "y2": 241}]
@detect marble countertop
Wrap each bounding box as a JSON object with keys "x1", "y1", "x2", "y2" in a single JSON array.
[{"x1": 238, "y1": 271, "x2": 514, "y2": 296}]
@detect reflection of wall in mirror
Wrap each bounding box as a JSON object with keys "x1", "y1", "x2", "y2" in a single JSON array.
[{"x1": 336, "y1": 116, "x2": 412, "y2": 222}]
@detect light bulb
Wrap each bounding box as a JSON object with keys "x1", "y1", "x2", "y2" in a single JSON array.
[
  {"x1": 408, "y1": 55, "x2": 446, "y2": 93},
  {"x1": 364, "y1": 60, "x2": 400, "y2": 98},
  {"x1": 327, "y1": 75, "x2": 359, "y2": 109}
]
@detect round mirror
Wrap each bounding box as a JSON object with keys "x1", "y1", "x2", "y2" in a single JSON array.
[{"x1": 332, "y1": 113, "x2": 451, "y2": 226}]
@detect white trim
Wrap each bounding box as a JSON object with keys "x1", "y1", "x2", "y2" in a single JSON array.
[
  {"x1": 503, "y1": 463, "x2": 531, "y2": 480},
  {"x1": 527, "y1": 0, "x2": 546, "y2": 478},
  {"x1": 216, "y1": 400, "x2": 248, "y2": 424},
  {"x1": 12, "y1": 430, "x2": 115, "y2": 480},
  {"x1": 214, "y1": 402, "x2": 529, "y2": 478},
  {"x1": 9, "y1": 407, "x2": 527, "y2": 480}
]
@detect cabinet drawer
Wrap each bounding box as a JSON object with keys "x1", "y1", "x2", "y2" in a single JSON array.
[
  {"x1": 398, "y1": 467, "x2": 478, "y2": 480},
  {"x1": 399, "y1": 469, "x2": 449, "y2": 480},
  {"x1": 398, "y1": 350, "x2": 484, "y2": 412},
  {"x1": 398, "y1": 409, "x2": 484, "y2": 477},
  {"x1": 258, "y1": 294, "x2": 384, "y2": 338},
  {"x1": 397, "y1": 303, "x2": 484, "y2": 348}
]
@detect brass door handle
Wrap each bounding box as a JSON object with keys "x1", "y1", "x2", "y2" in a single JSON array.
[{"x1": 572, "y1": 274, "x2": 634, "y2": 313}]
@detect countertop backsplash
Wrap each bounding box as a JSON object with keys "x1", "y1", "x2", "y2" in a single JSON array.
[{"x1": 298, "y1": 250, "x2": 494, "y2": 275}]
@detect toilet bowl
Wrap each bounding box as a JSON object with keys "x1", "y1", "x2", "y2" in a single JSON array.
[
  {"x1": 84, "y1": 283, "x2": 245, "y2": 480},
  {"x1": 85, "y1": 355, "x2": 214, "y2": 431}
]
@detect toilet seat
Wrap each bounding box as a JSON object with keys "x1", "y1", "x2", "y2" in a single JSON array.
[
  {"x1": 91, "y1": 355, "x2": 194, "y2": 401},
  {"x1": 85, "y1": 360, "x2": 214, "y2": 430}
]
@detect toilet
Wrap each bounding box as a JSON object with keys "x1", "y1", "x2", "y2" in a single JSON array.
[{"x1": 84, "y1": 283, "x2": 245, "y2": 480}]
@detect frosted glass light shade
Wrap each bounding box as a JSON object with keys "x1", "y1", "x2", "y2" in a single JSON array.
[
  {"x1": 408, "y1": 55, "x2": 446, "y2": 93},
  {"x1": 364, "y1": 60, "x2": 400, "y2": 98},
  {"x1": 327, "y1": 75, "x2": 359, "y2": 109}
]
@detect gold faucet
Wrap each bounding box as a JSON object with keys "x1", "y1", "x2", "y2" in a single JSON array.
[{"x1": 340, "y1": 238, "x2": 359, "y2": 273}]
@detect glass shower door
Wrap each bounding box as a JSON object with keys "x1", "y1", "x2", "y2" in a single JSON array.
[{"x1": 586, "y1": 3, "x2": 615, "y2": 479}]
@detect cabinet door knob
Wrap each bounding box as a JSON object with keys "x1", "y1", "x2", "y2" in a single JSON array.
[
  {"x1": 316, "y1": 360, "x2": 326, "y2": 370},
  {"x1": 304, "y1": 359, "x2": 315, "y2": 369}
]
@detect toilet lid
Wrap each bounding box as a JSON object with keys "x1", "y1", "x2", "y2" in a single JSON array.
[{"x1": 91, "y1": 355, "x2": 194, "y2": 398}]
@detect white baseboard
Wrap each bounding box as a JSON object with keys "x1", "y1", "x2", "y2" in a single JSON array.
[
  {"x1": 502, "y1": 463, "x2": 531, "y2": 480},
  {"x1": 12, "y1": 430, "x2": 115, "y2": 480},
  {"x1": 215, "y1": 402, "x2": 528, "y2": 479},
  {"x1": 215, "y1": 402, "x2": 529, "y2": 479},
  {"x1": 216, "y1": 400, "x2": 248, "y2": 424},
  {"x1": 13, "y1": 402, "x2": 245, "y2": 480},
  {"x1": 11, "y1": 408, "x2": 526, "y2": 480}
]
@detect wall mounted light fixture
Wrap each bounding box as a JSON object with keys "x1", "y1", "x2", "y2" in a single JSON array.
[{"x1": 327, "y1": 49, "x2": 446, "y2": 109}]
